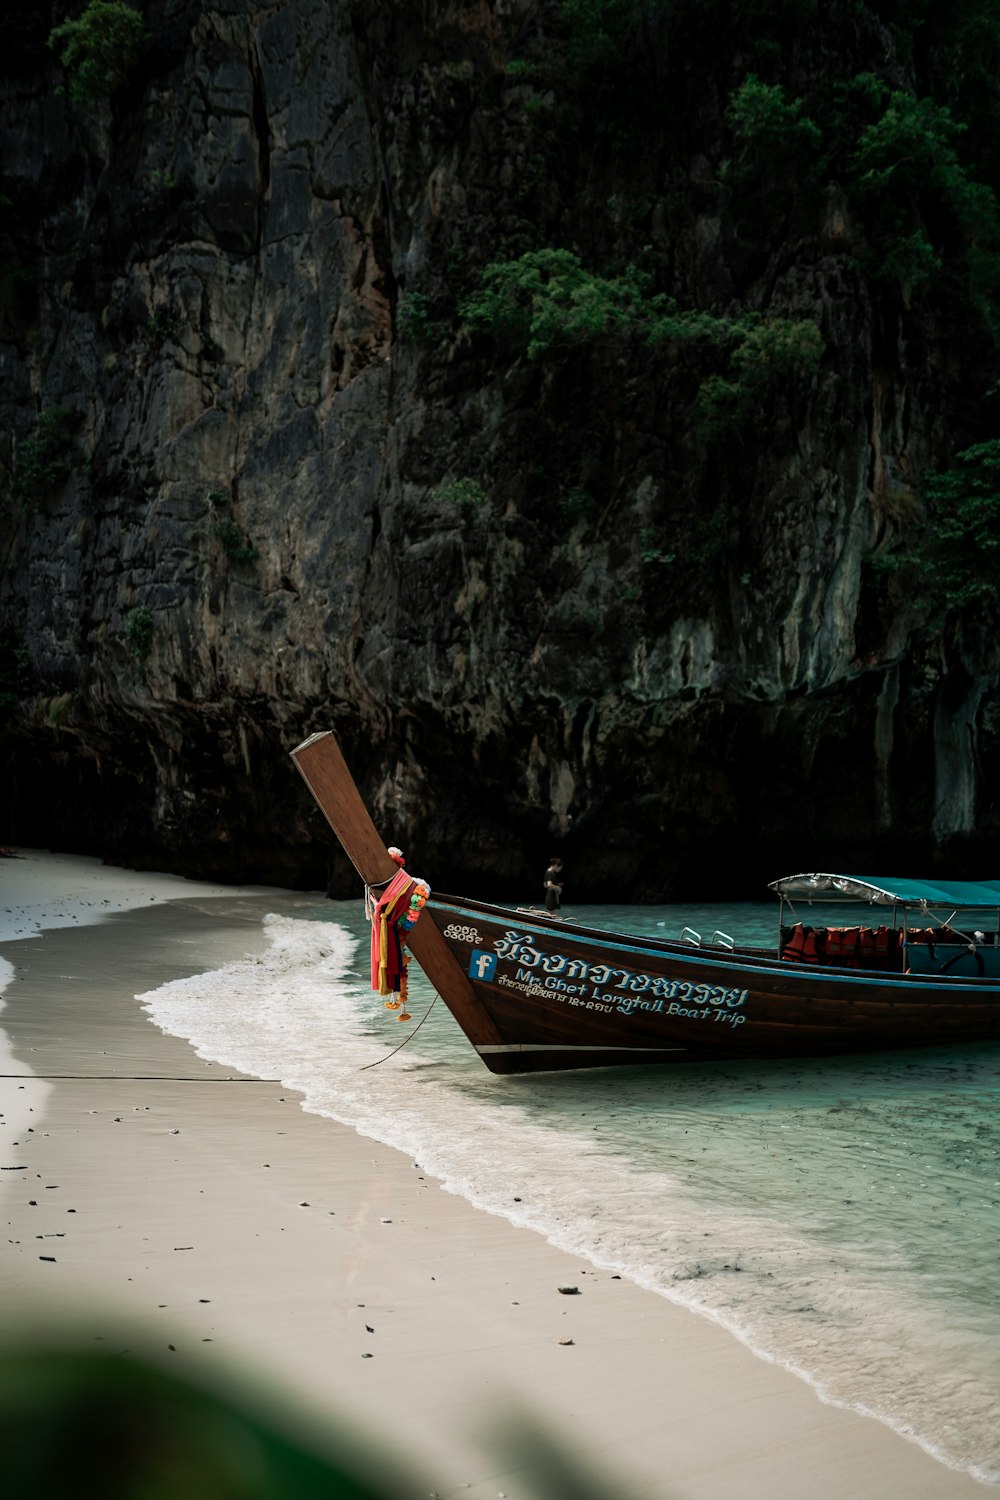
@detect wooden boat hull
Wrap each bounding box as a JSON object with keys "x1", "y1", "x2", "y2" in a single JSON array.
[
  {"x1": 290, "y1": 731, "x2": 1000, "y2": 1075},
  {"x1": 426, "y1": 895, "x2": 1000, "y2": 1073}
]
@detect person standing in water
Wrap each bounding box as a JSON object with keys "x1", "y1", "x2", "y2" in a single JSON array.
[{"x1": 543, "y1": 856, "x2": 564, "y2": 913}]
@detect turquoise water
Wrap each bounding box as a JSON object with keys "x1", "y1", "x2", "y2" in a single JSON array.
[{"x1": 138, "y1": 896, "x2": 1000, "y2": 1484}]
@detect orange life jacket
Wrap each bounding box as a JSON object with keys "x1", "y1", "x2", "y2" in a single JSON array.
[
  {"x1": 826, "y1": 927, "x2": 860, "y2": 967},
  {"x1": 782, "y1": 923, "x2": 823, "y2": 963}
]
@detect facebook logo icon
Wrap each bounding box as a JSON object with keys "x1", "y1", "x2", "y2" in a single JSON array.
[{"x1": 469, "y1": 950, "x2": 497, "y2": 982}]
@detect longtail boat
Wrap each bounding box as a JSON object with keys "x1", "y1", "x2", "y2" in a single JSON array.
[{"x1": 291, "y1": 731, "x2": 1000, "y2": 1074}]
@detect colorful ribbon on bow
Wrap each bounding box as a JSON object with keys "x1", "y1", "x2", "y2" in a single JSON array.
[{"x1": 368, "y1": 850, "x2": 430, "y2": 1021}]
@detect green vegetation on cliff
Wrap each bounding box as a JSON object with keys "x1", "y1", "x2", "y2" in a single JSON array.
[
  {"x1": 123, "y1": 605, "x2": 154, "y2": 662},
  {"x1": 9, "y1": 408, "x2": 78, "y2": 512},
  {"x1": 725, "y1": 67, "x2": 1000, "y2": 313},
  {"x1": 872, "y1": 438, "x2": 1000, "y2": 627},
  {"x1": 207, "y1": 490, "x2": 259, "y2": 565},
  {"x1": 459, "y1": 249, "x2": 823, "y2": 435},
  {"x1": 47, "y1": 0, "x2": 146, "y2": 106}
]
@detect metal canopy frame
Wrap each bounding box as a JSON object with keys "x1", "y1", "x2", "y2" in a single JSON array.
[{"x1": 770, "y1": 874, "x2": 1000, "y2": 956}]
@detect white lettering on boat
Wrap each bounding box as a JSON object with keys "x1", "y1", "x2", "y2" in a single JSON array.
[
  {"x1": 495, "y1": 970, "x2": 751, "y2": 1025},
  {"x1": 499, "y1": 973, "x2": 614, "y2": 1011},
  {"x1": 442, "y1": 922, "x2": 484, "y2": 944},
  {"x1": 479, "y1": 930, "x2": 746, "y2": 1014}
]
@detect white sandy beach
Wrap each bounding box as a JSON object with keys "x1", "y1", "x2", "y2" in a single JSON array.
[{"x1": 0, "y1": 848, "x2": 991, "y2": 1499}]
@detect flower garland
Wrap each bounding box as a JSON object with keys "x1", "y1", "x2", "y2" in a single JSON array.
[{"x1": 368, "y1": 848, "x2": 430, "y2": 1022}]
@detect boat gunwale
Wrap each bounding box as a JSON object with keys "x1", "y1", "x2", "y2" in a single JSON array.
[{"x1": 429, "y1": 891, "x2": 1000, "y2": 993}]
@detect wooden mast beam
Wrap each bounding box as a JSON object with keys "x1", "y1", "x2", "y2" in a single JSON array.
[{"x1": 290, "y1": 731, "x2": 504, "y2": 1048}]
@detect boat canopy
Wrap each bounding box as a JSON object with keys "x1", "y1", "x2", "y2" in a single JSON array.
[{"x1": 769, "y1": 873, "x2": 1000, "y2": 910}]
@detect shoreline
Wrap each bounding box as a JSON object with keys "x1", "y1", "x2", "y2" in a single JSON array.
[{"x1": 0, "y1": 849, "x2": 991, "y2": 1498}]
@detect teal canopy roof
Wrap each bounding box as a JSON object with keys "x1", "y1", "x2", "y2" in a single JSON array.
[{"x1": 769, "y1": 874, "x2": 1000, "y2": 910}]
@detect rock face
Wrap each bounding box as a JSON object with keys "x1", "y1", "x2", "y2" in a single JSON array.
[{"x1": 1, "y1": 0, "x2": 999, "y2": 900}]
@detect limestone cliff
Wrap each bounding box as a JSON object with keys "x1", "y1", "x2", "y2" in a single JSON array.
[{"x1": 2, "y1": 0, "x2": 999, "y2": 900}]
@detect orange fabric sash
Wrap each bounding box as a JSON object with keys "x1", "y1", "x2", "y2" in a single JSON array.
[{"x1": 370, "y1": 867, "x2": 418, "y2": 997}]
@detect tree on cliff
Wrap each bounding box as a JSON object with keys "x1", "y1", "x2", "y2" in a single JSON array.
[{"x1": 47, "y1": 0, "x2": 146, "y2": 107}]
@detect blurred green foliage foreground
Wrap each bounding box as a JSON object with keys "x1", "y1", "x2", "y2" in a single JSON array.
[
  {"x1": 0, "y1": 1339, "x2": 623, "y2": 1500},
  {"x1": 0, "y1": 1345, "x2": 399, "y2": 1500}
]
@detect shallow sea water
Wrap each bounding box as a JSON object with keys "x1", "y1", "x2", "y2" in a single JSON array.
[{"x1": 136, "y1": 896, "x2": 1000, "y2": 1484}]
